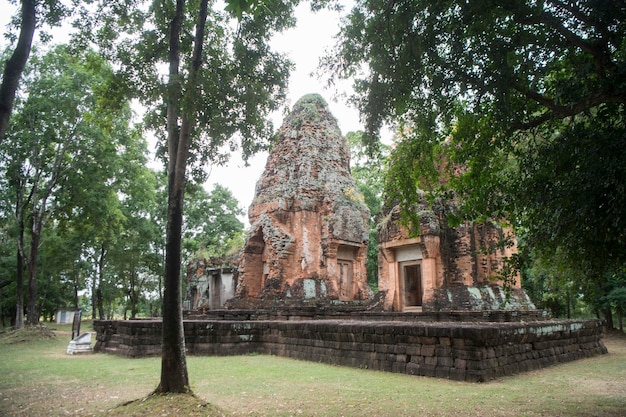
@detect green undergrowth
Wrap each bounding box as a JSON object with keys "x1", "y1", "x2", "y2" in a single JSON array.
[{"x1": 0, "y1": 324, "x2": 624, "y2": 416}]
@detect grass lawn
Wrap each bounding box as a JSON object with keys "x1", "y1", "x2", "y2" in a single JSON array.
[{"x1": 0, "y1": 322, "x2": 624, "y2": 416}]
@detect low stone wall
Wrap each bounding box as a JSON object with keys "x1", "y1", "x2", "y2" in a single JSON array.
[
  {"x1": 94, "y1": 318, "x2": 607, "y2": 382},
  {"x1": 184, "y1": 307, "x2": 550, "y2": 322}
]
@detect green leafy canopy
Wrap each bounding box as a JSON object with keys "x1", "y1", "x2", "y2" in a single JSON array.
[{"x1": 328, "y1": 0, "x2": 626, "y2": 285}]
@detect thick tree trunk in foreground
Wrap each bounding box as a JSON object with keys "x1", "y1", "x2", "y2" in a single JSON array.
[
  {"x1": 157, "y1": 0, "x2": 209, "y2": 393},
  {"x1": 158, "y1": 167, "x2": 189, "y2": 392},
  {"x1": 0, "y1": 0, "x2": 36, "y2": 143},
  {"x1": 157, "y1": 0, "x2": 190, "y2": 394}
]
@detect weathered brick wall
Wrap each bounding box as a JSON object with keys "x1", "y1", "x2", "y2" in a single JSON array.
[
  {"x1": 93, "y1": 318, "x2": 607, "y2": 382},
  {"x1": 185, "y1": 307, "x2": 550, "y2": 322},
  {"x1": 234, "y1": 94, "x2": 371, "y2": 307}
]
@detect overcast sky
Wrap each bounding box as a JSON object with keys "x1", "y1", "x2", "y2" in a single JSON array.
[
  {"x1": 208, "y1": 2, "x2": 364, "y2": 224},
  {"x1": 0, "y1": 0, "x2": 367, "y2": 226}
]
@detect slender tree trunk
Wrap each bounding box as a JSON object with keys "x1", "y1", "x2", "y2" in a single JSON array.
[
  {"x1": 604, "y1": 307, "x2": 614, "y2": 329},
  {"x1": 14, "y1": 173, "x2": 26, "y2": 329},
  {"x1": 73, "y1": 271, "x2": 79, "y2": 310},
  {"x1": 26, "y1": 222, "x2": 40, "y2": 325},
  {"x1": 157, "y1": 0, "x2": 209, "y2": 394},
  {"x1": 92, "y1": 267, "x2": 97, "y2": 319},
  {"x1": 15, "y1": 248, "x2": 24, "y2": 329},
  {"x1": 96, "y1": 243, "x2": 106, "y2": 319},
  {"x1": 130, "y1": 270, "x2": 139, "y2": 319},
  {"x1": 157, "y1": 0, "x2": 190, "y2": 394},
  {"x1": 0, "y1": 0, "x2": 36, "y2": 142},
  {"x1": 14, "y1": 218, "x2": 25, "y2": 329},
  {"x1": 96, "y1": 287, "x2": 105, "y2": 320}
]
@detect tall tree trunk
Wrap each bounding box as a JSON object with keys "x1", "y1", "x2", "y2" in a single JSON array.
[
  {"x1": 26, "y1": 222, "x2": 40, "y2": 325},
  {"x1": 73, "y1": 270, "x2": 79, "y2": 310},
  {"x1": 95, "y1": 243, "x2": 107, "y2": 319},
  {"x1": 157, "y1": 0, "x2": 208, "y2": 394},
  {"x1": 96, "y1": 287, "x2": 105, "y2": 320},
  {"x1": 157, "y1": 0, "x2": 189, "y2": 394},
  {"x1": 92, "y1": 267, "x2": 97, "y2": 319},
  {"x1": 14, "y1": 218, "x2": 25, "y2": 329},
  {"x1": 0, "y1": 0, "x2": 36, "y2": 142},
  {"x1": 130, "y1": 270, "x2": 138, "y2": 319},
  {"x1": 604, "y1": 307, "x2": 614, "y2": 329},
  {"x1": 15, "y1": 248, "x2": 24, "y2": 328}
]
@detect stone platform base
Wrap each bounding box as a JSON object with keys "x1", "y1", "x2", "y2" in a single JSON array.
[{"x1": 94, "y1": 316, "x2": 607, "y2": 382}]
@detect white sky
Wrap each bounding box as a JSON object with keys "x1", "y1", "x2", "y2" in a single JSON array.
[
  {"x1": 0, "y1": 0, "x2": 369, "y2": 226},
  {"x1": 207, "y1": 2, "x2": 365, "y2": 224}
]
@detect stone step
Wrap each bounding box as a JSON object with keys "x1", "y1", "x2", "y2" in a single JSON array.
[{"x1": 103, "y1": 346, "x2": 123, "y2": 355}]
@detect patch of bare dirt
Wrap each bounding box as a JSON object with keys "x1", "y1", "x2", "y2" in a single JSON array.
[{"x1": 102, "y1": 393, "x2": 228, "y2": 417}]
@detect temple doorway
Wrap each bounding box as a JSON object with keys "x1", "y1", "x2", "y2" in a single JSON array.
[
  {"x1": 401, "y1": 262, "x2": 423, "y2": 308},
  {"x1": 338, "y1": 260, "x2": 353, "y2": 300},
  {"x1": 209, "y1": 274, "x2": 222, "y2": 309},
  {"x1": 337, "y1": 245, "x2": 358, "y2": 300}
]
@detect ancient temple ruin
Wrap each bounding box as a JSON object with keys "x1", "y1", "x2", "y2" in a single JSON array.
[
  {"x1": 95, "y1": 95, "x2": 608, "y2": 383},
  {"x1": 377, "y1": 195, "x2": 535, "y2": 311},
  {"x1": 184, "y1": 258, "x2": 236, "y2": 311},
  {"x1": 229, "y1": 94, "x2": 372, "y2": 307}
]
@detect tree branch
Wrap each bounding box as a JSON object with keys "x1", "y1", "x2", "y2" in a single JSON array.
[
  {"x1": 0, "y1": 0, "x2": 36, "y2": 143},
  {"x1": 519, "y1": 7, "x2": 618, "y2": 77},
  {"x1": 549, "y1": 0, "x2": 617, "y2": 47},
  {"x1": 511, "y1": 90, "x2": 626, "y2": 130}
]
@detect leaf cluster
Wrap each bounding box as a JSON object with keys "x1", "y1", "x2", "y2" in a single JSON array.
[
  {"x1": 328, "y1": 0, "x2": 626, "y2": 288},
  {"x1": 74, "y1": 0, "x2": 298, "y2": 182}
]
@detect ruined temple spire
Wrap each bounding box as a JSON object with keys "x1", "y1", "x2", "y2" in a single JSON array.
[{"x1": 231, "y1": 94, "x2": 371, "y2": 307}]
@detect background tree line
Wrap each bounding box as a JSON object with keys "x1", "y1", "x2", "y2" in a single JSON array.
[{"x1": 0, "y1": 42, "x2": 245, "y2": 326}]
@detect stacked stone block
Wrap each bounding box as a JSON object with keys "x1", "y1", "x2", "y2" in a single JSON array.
[{"x1": 94, "y1": 317, "x2": 606, "y2": 382}]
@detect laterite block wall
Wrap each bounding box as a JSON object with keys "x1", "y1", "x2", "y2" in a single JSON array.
[{"x1": 93, "y1": 318, "x2": 606, "y2": 382}]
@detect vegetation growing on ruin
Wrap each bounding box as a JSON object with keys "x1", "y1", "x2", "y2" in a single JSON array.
[
  {"x1": 289, "y1": 94, "x2": 330, "y2": 129},
  {"x1": 328, "y1": 0, "x2": 626, "y2": 323}
]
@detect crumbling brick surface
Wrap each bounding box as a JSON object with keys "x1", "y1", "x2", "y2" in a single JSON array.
[
  {"x1": 377, "y1": 191, "x2": 535, "y2": 311},
  {"x1": 232, "y1": 94, "x2": 371, "y2": 307}
]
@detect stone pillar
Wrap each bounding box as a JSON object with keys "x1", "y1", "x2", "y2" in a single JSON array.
[
  {"x1": 381, "y1": 247, "x2": 398, "y2": 311},
  {"x1": 421, "y1": 235, "x2": 440, "y2": 306}
]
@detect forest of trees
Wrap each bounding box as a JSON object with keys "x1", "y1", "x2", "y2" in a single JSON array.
[
  {"x1": 0, "y1": 44, "x2": 246, "y2": 324},
  {"x1": 1, "y1": 0, "x2": 624, "y2": 395},
  {"x1": 327, "y1": 0, "x2": 626, "y2": 329}
]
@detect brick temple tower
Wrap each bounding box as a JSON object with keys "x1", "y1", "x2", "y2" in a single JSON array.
[{"x1": 230, "y1": 94, "x2": 372, "y2": 307}]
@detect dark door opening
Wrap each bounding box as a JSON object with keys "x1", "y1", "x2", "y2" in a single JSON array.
[
  {"x1": 403, "y1": 264, "x2": 423, "y2": 307},
  {"x1": 209, "y1": 274, "x2": 222, "y2": 309},
  {"x1": 338, "y1": 260, "x2": 353, "y2": 300}
]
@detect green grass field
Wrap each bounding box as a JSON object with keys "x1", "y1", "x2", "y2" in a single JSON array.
[{"x1": 0, "y1": 322, "x2": 624, "y2": 416}]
